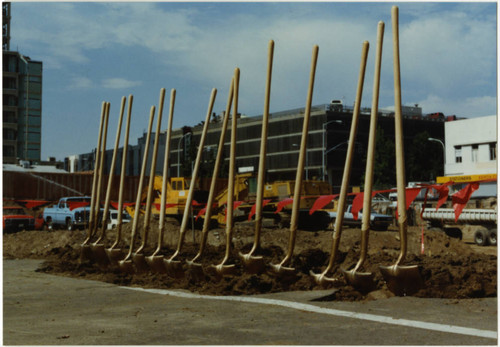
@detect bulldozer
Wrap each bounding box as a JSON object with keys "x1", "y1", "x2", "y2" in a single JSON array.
[
  {"x1": 127, "y1": 173, "x2": 334, "y2": 231},
  {"x1": 261, "y1": 179, "x2": 334, "y2": 230},
  {"x1": 212, "y1": 175, "x2": 334, "y2": 230},
  {"x1": 125, "y1": 176, "x2": 208, "y2": 223}
]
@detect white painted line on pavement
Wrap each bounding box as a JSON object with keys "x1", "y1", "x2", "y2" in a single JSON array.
[{"x1": 121, "y1": 286, "x2": 497, "y2": 340}]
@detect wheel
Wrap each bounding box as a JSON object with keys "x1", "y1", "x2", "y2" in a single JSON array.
[
  {"x1": 66, "y1": 218, "x2": 73, "y2": 231},
  {"x1": 44, "y1": 218, "x2": 53, "y2": 231},
  {"x1": 474, "y1": 228, "x2": 489, "y2": 246},
  {"x1": 487, "y1": 229, "x2": 497, "y2": 246}
]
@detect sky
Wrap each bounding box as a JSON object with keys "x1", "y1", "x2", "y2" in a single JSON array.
[{"x1": 9, "y1": 1, "x2": 498, "y2": 161}]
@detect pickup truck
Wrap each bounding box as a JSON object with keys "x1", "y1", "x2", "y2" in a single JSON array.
[
  {"x1": 329, "y1": 205, "x2": 393, "y2": 231},
  {"x1": 3, "y1": 206, "x2": 35, "y2": 233},
  {"x1": 107, "y1": 209, "x2": 132, "y2": 230},
  {"x1": 43, "y1": 196, "x2": 93, "y2": 231}
]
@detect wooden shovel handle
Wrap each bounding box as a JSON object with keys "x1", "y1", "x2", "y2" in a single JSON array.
[
  {"x1": 392, "y1": 5, "x2": 408, "y2": 264},
  {"x1": 325, "y1": 41, "x2": 369, "y2": 273}
]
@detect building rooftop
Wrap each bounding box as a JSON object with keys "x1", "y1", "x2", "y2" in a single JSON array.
[{"x1": 3, "y1": 163, "x2": 67, "y2": 174}]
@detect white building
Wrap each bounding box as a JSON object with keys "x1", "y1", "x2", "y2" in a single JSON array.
[{"x1": 437, "y1": 115, "x2": 497, "y2": 197}]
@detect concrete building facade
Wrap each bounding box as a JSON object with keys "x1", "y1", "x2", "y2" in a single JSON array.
[
  {"x1": 72, "y1": 102, "x2": 445, "y2": 192},
  {"x1": 437, "y1": 115, "x2": 497, "y2": 197},
  {"x1": 2, "y1": 2, "x2": 43, "y2": 164}
]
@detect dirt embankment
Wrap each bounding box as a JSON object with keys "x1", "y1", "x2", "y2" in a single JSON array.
[{"x1": 3, "y1": 214, "x2": 496, "y2": 301}]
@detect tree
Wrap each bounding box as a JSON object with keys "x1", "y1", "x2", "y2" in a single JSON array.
[
  {"x1": 406, "y1": 131, "x2": 443, "y2": 181},
  {"x1": 372, "y1": 126, "x2": 396, "y2": 189}
]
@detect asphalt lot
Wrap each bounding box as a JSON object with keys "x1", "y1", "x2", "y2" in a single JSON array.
[{"x1": 3, "y1": 259, "x2": 497, "y2": 345}]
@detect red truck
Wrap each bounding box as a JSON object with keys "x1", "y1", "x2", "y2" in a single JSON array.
[{"x1": 3, "y1": 206, "x2": 35, "y2": 233}]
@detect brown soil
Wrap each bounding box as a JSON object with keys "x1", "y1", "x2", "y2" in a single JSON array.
[{"x1": 3, "y1": 211, "x2": 497, "y2": 301}]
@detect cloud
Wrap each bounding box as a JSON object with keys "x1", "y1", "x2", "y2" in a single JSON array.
[
  {"x1": 68, "y1": 76, "x2": 93, "y2": 90},
  {"x1": 418, "y1": 94, "x2": 496, "y2": 118},
  {"x1": 101, "y1": 78, "x2": 142, "y2": 90},
  {"x1": 10, "y1": 2, "x2": 496, "y2": 161},
  {"x1": 400, "y1": 9, "x2": 496, "y2": 99}
]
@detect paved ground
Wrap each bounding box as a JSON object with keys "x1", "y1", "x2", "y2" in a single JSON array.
[{"x1": 3, "y1": 259, "x2": 497, "y2": 345}]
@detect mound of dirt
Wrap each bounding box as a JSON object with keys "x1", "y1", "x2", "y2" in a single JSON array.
[{"x1": 3, "y1": 214, "x2": 496, "y2": 301}]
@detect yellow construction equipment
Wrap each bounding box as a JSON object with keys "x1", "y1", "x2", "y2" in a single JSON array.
[
  {"x1": 125, "y1": 176, "x2": 206, "y2": 222},
  {"x1": 261, "y1": 180, "x2": 333, "y2": 230}
]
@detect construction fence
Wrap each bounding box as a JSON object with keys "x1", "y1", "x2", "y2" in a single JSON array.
[{"x1": 3, "y1": 170, "x2": 228, "y2": 205}]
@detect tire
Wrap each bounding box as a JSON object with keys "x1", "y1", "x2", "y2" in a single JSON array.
[
  {"x1": 487, "y1": 229, "x2": 497, "y2": 246},
  {"x1": 66, "y1": 218, "x2": 73, "y2": 231},
  {"x1": 45, "y1": 218, "x2": 53, "y2": 231},
  {"x1": 474, "y1": 228, "x2": 489, "y2": 246}
]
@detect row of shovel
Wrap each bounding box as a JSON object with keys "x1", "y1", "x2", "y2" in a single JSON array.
[{"x1": 79, "y1": 6, "x2": 423, "y2": 296}]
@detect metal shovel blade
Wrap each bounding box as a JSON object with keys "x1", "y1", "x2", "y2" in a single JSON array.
[
  {"x1": 132, "y1": 253, "x2": 149, "y2": 273},
  {"x1": 164, "y1": 258, "x2": 185, "y2": 279},
  {"x1": 379, "y1": 264, "x2": 423, "y2": 296},
  {"x1": 185, "y1": 260, "x2": 206, "y2": 281},
  {"x1": 342, "y1": 269, "x2": 376, "y2": 294},
  {"x1": 145, "y1": 255, "x2": 167, "y2": 273},
  {"x1": 118, "y1": 259, "x2": 135, "y2": 274},
  {"x1": 270, "y1": 263, "x2": 297, "y2": 280},
  {"x1": 239, "y1": 252, "x2": 265, "y2": 274},
  {"x1": 80, "y1": 244, "x2": 92, "y2": 262},
  {"x1": 90, "y1": 244, "x2": 110, "y2": 267},
  {"x1": 105, "y1": 248, "x2": 124, "y2": 266},
  {"x1": 309, "y1": 270, "x2": 344, "y2": 287},
  {"x1": 211, "y1": 263, "x2": 238, "y2": 277}
]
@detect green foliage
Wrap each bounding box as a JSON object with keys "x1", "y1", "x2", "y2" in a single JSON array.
[
  {"x1": 372, "y1": 126, "x2": 396, "y2": 188},
  {"x1": 406, "y1": 131, "x2": 443, "y2": 181},
  {"x1": 363, "y1": 128, "x2": 443, "y2": 189}
]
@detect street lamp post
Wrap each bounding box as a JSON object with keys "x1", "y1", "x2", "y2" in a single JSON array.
[
  {"x1": 322, "y1": 120, "x2": 343, "y2": 181},
  {"x1": 323, "y1": 140, "x2": 361, "y2": 185},
  {"x1": 428, "y1": 137, "x2": 446, "y2": 165}
]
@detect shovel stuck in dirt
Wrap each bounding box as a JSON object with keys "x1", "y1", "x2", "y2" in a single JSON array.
[
  {"x1": 80, "y1": 102, "x2": 107, "y2": 263},
  {"x1": 90, "y1": 96, "x2": 127, "y2": 268},
  {"x1": 379, "y1": 6, "x2": 423, "y2": 296},
  {"x1": 119, "y1": 105, "x2": 156, "y2": 274},
  {"x1": 343, "y1": 21, "x2": 385, "y2": 294},
  {"x1": 271, "y1": 45, "x2": 318, "y2": 278},
  {"x1": 310, "y1": 41, "x2": 369, "y2": 286},
  {"x1": 239, "y1": 40, "x2": 274, "y2": 275},
  {"x1": 145, "y1": 89, "x2": 175, "y2": 274},
  {"x1": 164, "y1": 88, "x2": 217, "y2": 279},
  {"x1": 106, "y1": 95, "x2": 134, "y2": 266},
  {"x1": 186, "y1": 79, "x2": 234, "y2": 280},
  {"x1": 81, "y1": 102, "x2": 110, "y2": 264},
  {"x1": 132, "y1": 89, "x2": 166, "y2": 273},
  {"x1": 210, "y1": 68, "x2": 240, "y2": 277}
]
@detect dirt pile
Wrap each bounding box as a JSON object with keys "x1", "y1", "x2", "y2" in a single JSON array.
[{"x1": 3, "y1": 214, "x2": 496, "y2": 301}]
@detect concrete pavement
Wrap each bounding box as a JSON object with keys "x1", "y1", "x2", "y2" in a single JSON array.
[{"x1": 3, "y1": 259, "x2": 497, "y2": 345}]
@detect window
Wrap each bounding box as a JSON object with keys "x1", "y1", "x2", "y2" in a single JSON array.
[
  {"x1": 454, "y1": 146, "x2": 462, "y2": 163},
  {"x1": 489, "y1": 143, "x2": 496, "y2": 161},
  {"x1": 471, "y1": 145, "x2": 478, "y2": 162}
]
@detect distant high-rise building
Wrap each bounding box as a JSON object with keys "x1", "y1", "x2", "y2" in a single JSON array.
[
  {"x1": 3, "y1": 2, "x2": 11, "y2": 50},
  {"x1": 3, "y1": 2, "x2": 43, "y2": 164}
]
